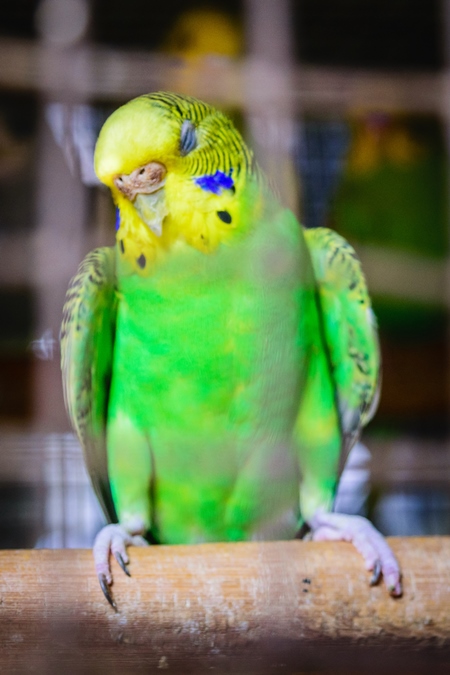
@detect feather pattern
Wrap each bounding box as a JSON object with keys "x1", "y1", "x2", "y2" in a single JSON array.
[
  {"x1": 142, "y1": 92, "x2": 254, "y2": 178},
  {"x1": 304, "y1": 226, "x2": 380, "y2": 462},
  {"x1": 61, "y1": 247, "x2": 118, "y2": 522}
]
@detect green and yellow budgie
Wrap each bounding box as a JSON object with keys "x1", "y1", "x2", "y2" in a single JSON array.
[{"x1": 61, "y1": 92, "x2": 401, "y2": 608}]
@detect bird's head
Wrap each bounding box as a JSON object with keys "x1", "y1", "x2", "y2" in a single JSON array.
[{"x1": 94, "y1": 92, "x2": 259, "y2": 274}]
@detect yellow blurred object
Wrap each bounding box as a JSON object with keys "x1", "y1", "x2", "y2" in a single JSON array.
[
  {"x1": 385, "y1": 126, "x2": 425, "y2": 166},
  {"x1": 164, "y1": 8, "x2": 243, "y2": 60},
  {"x1": 347, "y1": 114, "x2": 426, "y2": 175},
  {"x1": 346, "y1": 122, "x2": 382, "y2": 174}
]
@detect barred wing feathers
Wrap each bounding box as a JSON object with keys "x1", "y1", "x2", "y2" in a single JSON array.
[
  {"x1": 60, "y1": 247, "x2": 118, "y2": 523},
  {"x1": 304, "y1": 227, "x2": 381, "y2": 460}
]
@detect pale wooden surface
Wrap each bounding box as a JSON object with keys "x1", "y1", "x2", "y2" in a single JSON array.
[{"x1": 0, "y1": 538, "x2": 449, "y2": 674}]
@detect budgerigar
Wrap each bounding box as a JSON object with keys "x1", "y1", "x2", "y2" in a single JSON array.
[{"x1": 60, "y1": 92, "x2": 401, "y2": 608}]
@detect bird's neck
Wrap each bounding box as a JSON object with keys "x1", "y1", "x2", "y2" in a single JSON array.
[{"x1": 115, "y1": 178, "x2": 268, "y2": 277}]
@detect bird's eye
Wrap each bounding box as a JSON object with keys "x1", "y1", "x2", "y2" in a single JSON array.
[
  {"x1": 180, "y1": 120, "x2": 197, "y2": 156},
  {"x1": 139, "y1": 168, "x2": 145, "y2": 175}
]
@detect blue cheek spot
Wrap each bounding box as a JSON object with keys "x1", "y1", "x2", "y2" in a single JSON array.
[
  {"x1": 115, "y1": 207, "x2": 120, "y2": 231},
  {"x1": 195, "y1": 170, "x2": 234, "y2": 195}
]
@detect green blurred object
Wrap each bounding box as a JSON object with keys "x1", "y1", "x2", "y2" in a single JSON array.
[
  {"x1": 333, "y1": 114, "x2": 447, "y2": 259},
  {"x1": 331, "y1": 114, "x2": 448, "y2": 429}
]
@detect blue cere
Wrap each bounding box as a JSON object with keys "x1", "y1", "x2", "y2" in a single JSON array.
[
  {"x1": 195, "y1": 170, "x2": 234, "y2": 195},
  {"x1": 115, "y1": 207, "x2": 120, "y2": 231}
]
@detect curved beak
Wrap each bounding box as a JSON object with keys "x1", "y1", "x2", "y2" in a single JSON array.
[
  {"x1": 114, "y1": 162, "x2": 168, "y2": 236},
  {"x1": 114, "y1": 161, "x2": 166, "y2": 200}
]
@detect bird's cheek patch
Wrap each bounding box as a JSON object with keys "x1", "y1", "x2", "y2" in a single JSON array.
[{"x1": 194, "y1": 170, "x2": 235, "y2": 195}]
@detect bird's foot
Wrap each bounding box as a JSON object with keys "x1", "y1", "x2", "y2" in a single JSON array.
[
  {"x1": 309, "y1": 512, "x2": 402, "y2": 597},
  {"x1": 93, "y1": 523, "x2": 148, "y2": 610}
]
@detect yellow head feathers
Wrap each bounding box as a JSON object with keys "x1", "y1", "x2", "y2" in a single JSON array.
[
  {"x1": 94, "y1": 92, "x2": 257, "y2": 274},
  {"x1": 95, "y1": 92, "x2": 253, "y2": 186}
]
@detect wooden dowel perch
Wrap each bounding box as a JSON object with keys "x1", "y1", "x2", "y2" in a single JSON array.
[{"x1": 0, "y1": 538, "x2": 449, "y2": 674}]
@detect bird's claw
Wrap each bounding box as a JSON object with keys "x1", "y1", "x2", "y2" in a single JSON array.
[
  {"x1": 369, "y1": 559, "x2": 382, "y2": 586},
  {"x1": 114, "y1": 550, "x2": 131, "y2": 577},
  {"x1": 387, "y1": 572, "x2": 403, "y2": 598},
  {"x1": 309, "y1": 512, "x2": 403, "y2": 597},
  {"x1": 93, "y1": 523, "x2": 149, "y2": 609},
  {"x1": 98, "y1": 572, "x2": 117, "y2": 611}
]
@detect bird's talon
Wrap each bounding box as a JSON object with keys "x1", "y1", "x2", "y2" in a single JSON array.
[
  {"x1": 309, "y1": 512, "x2": 402, "y2": 596},
  {"x1": 114, "y1": 551, "x2": 131, "y2": 577},
  {"x1": 389, "y1": 580, "x2": 403, "y2": 598},
  {"x1": 370, "y1": 559, "x2": 382, "y2": 586},
  {"x1": 98, "y1": 573, "x2": 117, "y2": 611}
]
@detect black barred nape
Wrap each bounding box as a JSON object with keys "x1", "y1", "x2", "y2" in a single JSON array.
[
  {"x1": 143, "y1": 92, "x2": 256, "y2": 181},
  {"x1": 142, "y1": 92, "x2": 212, "y2": 124}
]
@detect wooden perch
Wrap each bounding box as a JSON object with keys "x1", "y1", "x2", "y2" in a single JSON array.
[{"x1": 0, "y1": 538, "x2": 449, "y2": 674}]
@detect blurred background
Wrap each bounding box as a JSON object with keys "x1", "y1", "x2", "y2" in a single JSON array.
[{"x1": 0, "y1": 0, "x2": 449, "y2": 548}]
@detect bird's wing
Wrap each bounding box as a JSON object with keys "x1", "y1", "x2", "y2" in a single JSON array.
[
  {"x1": 60, "y1": 247, "x2": 118, "y2": 523},
  {"x1": 304, "y1": 227, "x2": 381, "y2": 463}
]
